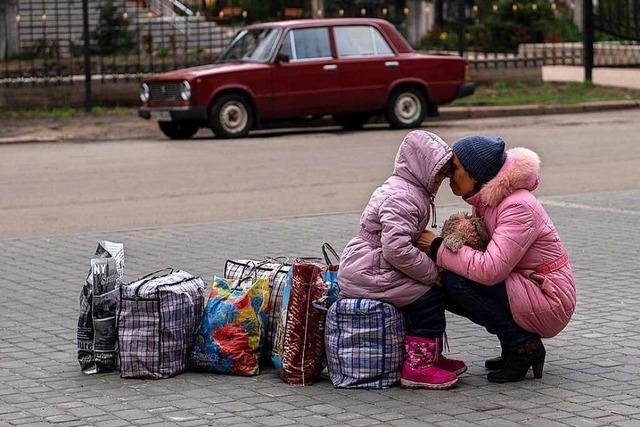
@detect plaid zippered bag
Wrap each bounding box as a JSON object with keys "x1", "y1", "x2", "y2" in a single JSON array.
[
  {"x1": 325, "y1": 298, "x2": 405, "y2": 389},
  {"x1": 118, "y1": 269, "x2": 207, "y2": 379}
]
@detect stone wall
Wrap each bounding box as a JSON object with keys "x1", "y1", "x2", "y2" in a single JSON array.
[{"x1": 0, "y1": 80, "x2": 139, "y2": 109}]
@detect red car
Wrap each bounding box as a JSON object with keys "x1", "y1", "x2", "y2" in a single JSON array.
[{"x1": 139, "y1": 18, "x2": 474, "y2": 139}]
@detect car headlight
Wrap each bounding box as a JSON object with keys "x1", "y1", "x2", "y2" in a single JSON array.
[
  {"x1": 140, "y1": 83, "x2": 150, "y2": 103},
  {"x1": 180, "y1": 80, "x2": 191, "y2": 101}
]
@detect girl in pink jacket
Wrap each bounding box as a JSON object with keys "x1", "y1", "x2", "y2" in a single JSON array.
[
  {"x1": 338, "y1": 130, "x2": 465, "y2": 390},
  {"x1": 422, "y1": 135, "x2": 576, "y2": 383}
]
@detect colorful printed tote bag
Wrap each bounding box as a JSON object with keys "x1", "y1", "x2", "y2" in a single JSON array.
[
  {"x1": 224, "y1": 259, "x2": 290, "y2": 359},
  {"x1": 191, "y1": 276, "x2": 269, "y2": 376}
]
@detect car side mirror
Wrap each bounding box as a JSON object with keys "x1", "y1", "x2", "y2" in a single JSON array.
[{"x1": 276, "y1": 53, "x2": 290, "y2": 63}]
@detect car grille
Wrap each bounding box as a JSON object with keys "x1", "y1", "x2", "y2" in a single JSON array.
[{"x1": 149, "y1": 82, "x2": 181, "y2": 102}]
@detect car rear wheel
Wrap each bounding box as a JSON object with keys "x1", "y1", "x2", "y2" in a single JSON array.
[
  {"x1": 210, "y1": 93, "x2": 253, "y2": 138},
  {"x1": 385, "y1": 88, "x2": 427, "y2": 129},
  {"x1": 333, "y1": 113, "x2": 370, "y2": 130},
  {"x1": 158, "y1": 121, "x2": 199, "y2": 140}
]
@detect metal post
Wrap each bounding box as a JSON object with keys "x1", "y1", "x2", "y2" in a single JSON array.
[
  {"x1": 457, "y1": 0, "x2": 465, "y2": 57},
  {"x1": 583, "y1": 0, "x2": 594, "y2": 82},
  {"x1": 82, "y1": 0, "x2": 92, "y2": 111}
]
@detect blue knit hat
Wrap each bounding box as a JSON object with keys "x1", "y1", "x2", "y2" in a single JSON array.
[{"x1": 452, "y1": 136, "x2": 506, "y2": 185}]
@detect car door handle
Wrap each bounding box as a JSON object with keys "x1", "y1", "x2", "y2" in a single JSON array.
[
  {"x1": 323, "y1": 64, "x2": 338, "y2": 72},
  {"x1": 385, "y1": 61, "x2": 399, "y2": 68}
]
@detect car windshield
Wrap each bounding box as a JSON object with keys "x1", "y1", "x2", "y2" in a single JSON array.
[{"x1": 218, "y1": 28, "x2": 281, "y2": 63}]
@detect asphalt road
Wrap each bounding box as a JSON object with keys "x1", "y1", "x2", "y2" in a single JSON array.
[{"x1": 1, "y1": 109, "x2": 638, "y2": 238}]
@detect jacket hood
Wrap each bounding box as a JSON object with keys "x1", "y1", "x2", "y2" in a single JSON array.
[
  {"x1": 474, "y1": 147, "x2": 541, "y2": 207},
  {"x1": 393, "y1": 130, "x2": 452, "y2": 194}
]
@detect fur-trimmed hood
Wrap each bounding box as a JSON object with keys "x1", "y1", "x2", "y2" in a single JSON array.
[{"x1": 468, "y1": 147, "x2": 541, "y2": 207}]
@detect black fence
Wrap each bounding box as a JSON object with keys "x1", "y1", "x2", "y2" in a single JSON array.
[
  {"x1": 1, "y1": 0, "x2": 639, "y2": 87},
  {"x1": 595, "y1": 0, "x2": 640, "y2": 40},
  {"x1": 1, "y1": 0, "x2": 240, "y2": 84}
]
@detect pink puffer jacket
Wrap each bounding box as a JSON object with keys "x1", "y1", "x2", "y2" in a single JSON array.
[
  {"x1": 339, "y1": 130, "x2": 452, "y2": 307},
  {"x1": 437, "y1": 147, "x2": 576, "y2": 337}
]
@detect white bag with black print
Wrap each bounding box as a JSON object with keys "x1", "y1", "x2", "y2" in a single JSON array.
[{"x1": 77, "y1": 241, "x2": 125, "y2": 374}]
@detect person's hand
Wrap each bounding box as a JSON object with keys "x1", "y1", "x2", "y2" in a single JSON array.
[{"x1": 417, "y1": 230, "x2": 438, "y2": 252}]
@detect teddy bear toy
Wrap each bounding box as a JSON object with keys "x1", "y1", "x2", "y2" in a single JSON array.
[{"x1": 440, "y1": 212, "x2": 490, "y2": 252}]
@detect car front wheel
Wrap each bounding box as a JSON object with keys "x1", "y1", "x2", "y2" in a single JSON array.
[
  {"x1": 210, "y1": 94, "x2": 253, "y2": 138},
  {"x1": 385, "y1": 88, "x2": 427, "y2": 129},
  {"x1": 158, "y1": 121, "x2": 199, "y2": 140}
]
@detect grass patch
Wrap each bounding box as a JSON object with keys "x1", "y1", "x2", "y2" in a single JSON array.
[
  {"x1": 0, "y1": 106, "x2": 135, "y2": 119},
  {"x1": 453, "y1": 82, "x2": 639, "y2": 106}
]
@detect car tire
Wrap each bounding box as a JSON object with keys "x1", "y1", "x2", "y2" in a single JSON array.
[
  {"x1": 385, "y1": 87, "x2": 427, "y2": 129},
  {"x1": 158, "y1": 121, "x2": 199, "y2": 140},
  {"x1": 333, "y1": 113, "x2": 370, "y2": 130},
  {"x1": 210, "y1": 93, "x2": 254, "y2": 138}
]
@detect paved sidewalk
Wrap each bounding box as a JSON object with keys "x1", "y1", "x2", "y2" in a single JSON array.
[
  {"x1": 1, "y1": 190, "x2": 640, "y2": 426},
  {"x1": 543, "y1": 66, "x2": 640, "y2": 90}
]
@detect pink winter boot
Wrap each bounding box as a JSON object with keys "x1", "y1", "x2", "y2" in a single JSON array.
[
  {"x1": 401, "y1": 336, "x2": 459, "y2": 390},
  {"x1": 434, "y1": 335, "x2": 467, "y2": 376}
]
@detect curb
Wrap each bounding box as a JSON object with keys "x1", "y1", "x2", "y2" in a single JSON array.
[
  {"x1": 438, "y1": 99, "x2": 640, "y2": 120},
  {"x1": 1, "y1": 100, "x2": 638, "y2": 145},
  {"x1": 0, "y1": 135, "x2": 61, "y2": 145}
]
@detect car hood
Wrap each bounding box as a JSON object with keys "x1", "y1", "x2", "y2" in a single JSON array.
[{"x1": 145, "y1": 61, "x2": 270, "y2": 81}]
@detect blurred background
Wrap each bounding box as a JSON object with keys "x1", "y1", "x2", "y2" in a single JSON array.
[{"x1": 0, "y1": 0, "x2": 638, "y2": 109}]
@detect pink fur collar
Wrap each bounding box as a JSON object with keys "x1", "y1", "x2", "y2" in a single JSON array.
[{"x1": 478, "y1": 147, "x2": 541, "y2": 207}]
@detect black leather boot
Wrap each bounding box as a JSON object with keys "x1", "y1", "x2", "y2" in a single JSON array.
[
  {"x1": 487, "y1": 339, "x2": 545, "y2": 383},
  {"x1": 485, "y1": 347, "x2": 507, "y2": 370}
]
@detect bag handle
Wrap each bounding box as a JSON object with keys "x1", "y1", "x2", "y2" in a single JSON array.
[
  {"x1": 295, "y1": 256, "x2": 324, "y2": 263},
  {"x1": 131, "y1": 268, "x2": 175, "y2": 296},
  {"x1": 135, "y1": 267, "x2": 174, "y2": 282},
  {"x1": 238, "y1": 259, "x2": 275, "y2": 277},
  {"x1": 264, "y1": 256, "x2": 290, "y2": 264},
  {"x1": 237, "y1": 260, "x2": 257, "y2": 280},
  {"x1": 233, "y1": 265, "x2": 260, "y2": 291},
  {"x1": 311, "y1": 296, "x2": 331, "y2": 313},
  {"x1": 322, "y1": 243, "x2": 340, "y2": 265}
]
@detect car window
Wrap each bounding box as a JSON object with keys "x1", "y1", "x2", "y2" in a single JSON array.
[
  {"x1": 335, "y1": 26, "x2": 394, "y2": 57},
  {"x1": 219, "y1": 28, "x2": 281, "y2": 62},
  {"x1": 280, "y1": 32, "x2": 293, "y2": 59},
  {"x1": 281, "y1": 28, "x2": 331, "y2": 61}
]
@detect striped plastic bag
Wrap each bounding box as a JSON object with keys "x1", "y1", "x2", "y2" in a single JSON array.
[{"x1": 325, "y1": 298, "x2": 406, "y2": 389}]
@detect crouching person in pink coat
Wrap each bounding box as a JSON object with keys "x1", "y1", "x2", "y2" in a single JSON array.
[
  {"x1": 420, "y1": 135, "x2": 576, "y2": 383},
  {"x1": 338, "y1": 130, "x2": 465, "y2": 390}
]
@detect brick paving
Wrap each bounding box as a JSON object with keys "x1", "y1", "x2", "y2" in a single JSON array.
[{"x1": 1, "y1": 190, "x2": 639, "y2": 426}]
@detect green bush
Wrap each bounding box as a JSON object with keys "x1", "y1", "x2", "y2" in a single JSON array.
[
  {"x1": 157, "y1": 45, "x2": 170, "y2": 58},
  {"x1": 422, "y1": 1, "x2": 582, "y2": 52},
  {"x1": 94, "y1": 0, "x2": 135, "y2": 55}
]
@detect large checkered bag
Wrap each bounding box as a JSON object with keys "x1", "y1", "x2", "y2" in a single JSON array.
[
  {"x1": 224, "y1": 259, "x2": 290, "y2": 359},
  {"x1": 325, "y1": 299, "x2": 406, "y2": 389},
  {"x1": 118, "y1": 269, "x2": 207, "y2": 379}
]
